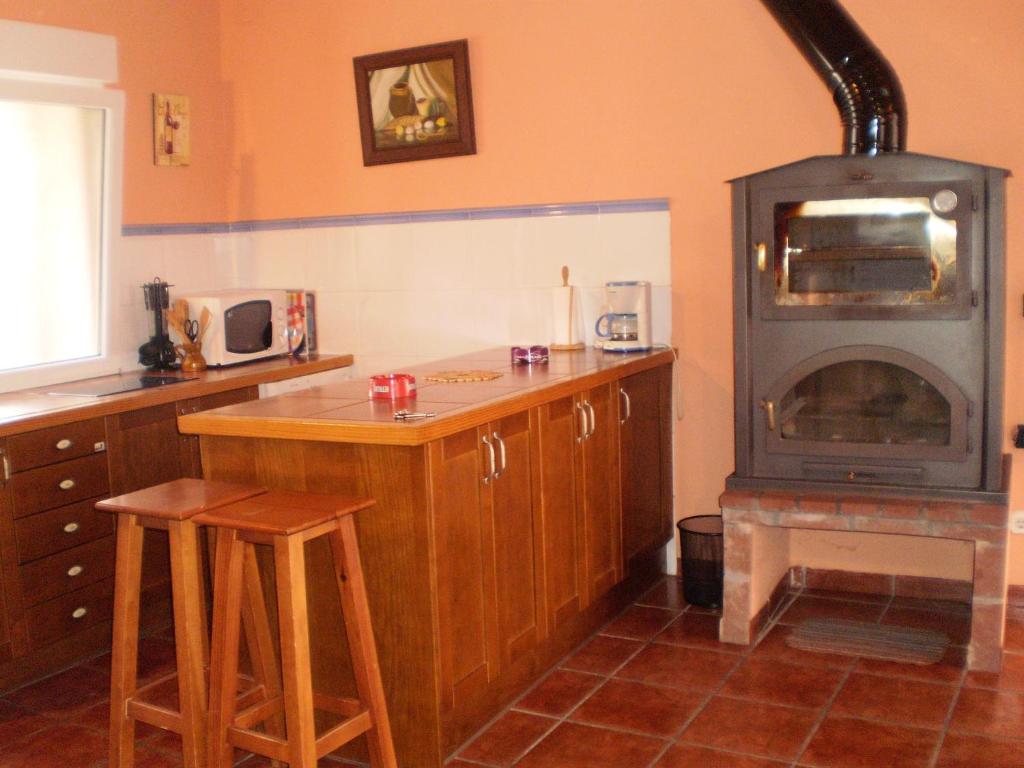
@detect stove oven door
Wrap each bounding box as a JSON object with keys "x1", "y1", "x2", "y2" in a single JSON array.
[
  {"x1": 757, "y1": 345, "x2": 971, "y2": 486},
  {"x1": 753, "y1": 181, "x2": 974, "y2": 321}
]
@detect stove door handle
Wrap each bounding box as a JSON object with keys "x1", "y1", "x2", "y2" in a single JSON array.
[{"x1": 760, "y1": 399, "x2": 777, "y2": 431}]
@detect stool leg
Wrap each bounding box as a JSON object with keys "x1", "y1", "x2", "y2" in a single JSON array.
[
  {"x1": 273, "y1": 534, "x2": 318, "y2": 768},
  {"x1": 240, "y1": 544, "x2": 285, "y2": 744},
  {"x1": 329, "y1": 517, "x2": 398, "y2": 768},
  {"x1": 207, "y1": 528, "x2": 246, "y2": 768},
  {"x1": 168, "y1": 519, "x2": 210, "y2": 768},
  {"x1": 109, "y1": 513, "x2": 145, "y2": 768}
]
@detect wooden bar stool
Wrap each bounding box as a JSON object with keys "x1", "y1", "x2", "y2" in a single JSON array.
[
  {"x1": 195, "y1": 490, "x2": 397, "y2": 768},
  {"x1": 97, "y1": 478, "x2": 270, "y2": 768}
]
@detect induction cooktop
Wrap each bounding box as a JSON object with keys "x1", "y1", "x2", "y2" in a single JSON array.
[{"x1": 47, "y1": 375, "x2": 198, "y2": 398}]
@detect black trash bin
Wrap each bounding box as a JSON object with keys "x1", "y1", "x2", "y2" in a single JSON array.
[{"x1": 677, "y1": 515, "x2": 723, "y2": 608}]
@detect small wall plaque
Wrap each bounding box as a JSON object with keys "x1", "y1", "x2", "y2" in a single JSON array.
[{"x1": 153, "y1": 94, "x2": 190, "y2": 166}]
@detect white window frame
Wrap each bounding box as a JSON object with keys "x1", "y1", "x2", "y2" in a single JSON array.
[{"x1": 0, "y1": 22, "x2": 124, "y2": 394}]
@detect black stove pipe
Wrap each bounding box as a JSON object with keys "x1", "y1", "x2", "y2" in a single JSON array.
[{"x1": 760, "y1": 0, "x2": 906, "y2": 155}]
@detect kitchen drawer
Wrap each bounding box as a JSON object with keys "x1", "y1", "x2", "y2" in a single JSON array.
[
  {"x1": 20, "y1": 537, "x2": 115, "y2": 607},
  {"x1": 15, "y1": 496, "x2": 114, "y2": 563},
  {"x1": 26, "y1": 577, "x2": 114, "y2": 649},
  {"x1": 8, "y1": 418, "x2": 107, "y2": 472},
  {"x1": 11, "y1": 453, "x2": 109, "y2": 518}
]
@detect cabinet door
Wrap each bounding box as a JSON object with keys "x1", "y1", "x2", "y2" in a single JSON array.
[
  {"x1": 486, "y1": 410, "x2": 541, "y2": 667},
  {"x1": 105, "y1": 404, "x2": 185, "y2": 495},
  {"x1": 177, "y1": 386, "x2": 259, "y2": 477},
  {"x1": 532, "y1": 396, "x2": 585, "y2": 634},
  {"x1": 620, "y1": 365, "x2": 673, "y2": 569},
  {"x1": 577, "y1": 382, "x2": 622, "y2": 603},
  {"x1": 0, "y1": 443, "x2": 14, "y2": 659},
  {"x1": 429, "y1": 426, "x2": 498, "y2": 712}
]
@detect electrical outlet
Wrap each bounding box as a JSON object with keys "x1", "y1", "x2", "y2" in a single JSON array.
[{"x1": 1012, "y1": 511, "x2": 1024, "y2": 535}]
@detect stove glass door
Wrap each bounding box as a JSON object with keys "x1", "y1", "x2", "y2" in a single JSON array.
[
  {"x1": 763, "y1": 347, "x2": 969, "y2": 462},
  {"x1": 779, "y1": 360, "x2": 950, "y2": 446},
  {"x1": 755, "y1": 181, "x2": 973, "y2": 320}
]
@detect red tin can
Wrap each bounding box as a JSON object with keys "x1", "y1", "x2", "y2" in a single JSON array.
[{"x1": 369, "y1": 373, "x2": 417, "y2": 400}]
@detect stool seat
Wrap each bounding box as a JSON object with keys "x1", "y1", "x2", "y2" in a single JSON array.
[
  {"x1": 194, "y1": 490, "x2": 375, "y2": 536},
  {"x1": 97, "y1": 478, "x2": 266, "y2": 520}
]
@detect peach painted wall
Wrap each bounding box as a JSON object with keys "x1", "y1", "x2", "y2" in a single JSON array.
[
  {"x1": 5, "y1": 1, "x2": 1024, "y2": 581},
  {"x1": 216, "y1": 0, "x2": 1024, "y2": 581},
  {"x1": 0, "y1": 0, "x2": 231, "y2": 224}
]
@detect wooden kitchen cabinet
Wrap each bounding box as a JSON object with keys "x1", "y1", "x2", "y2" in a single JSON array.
[
  {"x1": 176, "y1": 387, "x2": 260, "y2": 478},
  {"x1": 430, "y1": 409, "x2": 540, "y2": 714},
  {"x1": 531, "y1": 396, "x2": 586, "y2": 636},
  {"x1": 0, "y1": 381, "x2": 261, "y2": 690},
  {"x1": 185, "y1": 351, "x2": 673, "y2": 767},
  {"x1": 575, "y1": 382, "x2": 623, "y2": 604},
  {"x1": 620, "y1": 365, "x2": 674, "y2": 570}
]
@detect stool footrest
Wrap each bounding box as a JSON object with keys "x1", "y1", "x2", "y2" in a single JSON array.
[
  {"x1": 126, "y1": 699, "x2": 182, "y2": 733},
  {"x1": 315, "y1": 710, "x2": 373, "y2": 760},
  {"x1": 234, "y1": 694, "x2": 281, "y2": 730},
  {"x1": 227, "y1": 704, "x2": 373, "y2": 762},
  {"x1": 313, "y1": 693, "x2": 365, "y2": 719},
  {"x1": 228, "y1": 725, "x2": 289, "y2": 763}
]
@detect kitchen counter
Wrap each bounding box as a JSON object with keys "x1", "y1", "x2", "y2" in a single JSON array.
[
  {"x1": 178, "y1": 346, "x2": 673, "y2": 444},
  {"x1": 182, "y1": 345, "x2": 675, "y2": 767},
  {"x1": 0, "y1": 353, "x2": 353, "y2": 437}
]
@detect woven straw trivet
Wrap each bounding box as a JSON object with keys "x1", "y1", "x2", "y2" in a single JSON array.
[{"x1": 424, "y1": 370, "x2": 504, "y2": 383}]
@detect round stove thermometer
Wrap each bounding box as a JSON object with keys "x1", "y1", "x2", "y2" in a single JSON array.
[{"x1": 932, "y1": 189, "x2": 958, "y2": 214}]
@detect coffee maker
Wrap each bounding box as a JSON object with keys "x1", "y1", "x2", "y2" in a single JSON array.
[{"x1": 594, "y1": 280, "x2": 653, "y2": 352}]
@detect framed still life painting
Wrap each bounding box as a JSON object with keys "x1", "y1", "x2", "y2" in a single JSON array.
[{"x1": 353, "y1": 39, "x2": 476, "y2": 166}]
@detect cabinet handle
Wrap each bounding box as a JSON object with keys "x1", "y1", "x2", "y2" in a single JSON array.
[
  {"x1": 481, "y1": 435, "x2": 496, "y2": 484},
  {"x1": 71, "y1": 606, "x2": 88, "y2": 620},
  {"x1": 63, "y1": 522, "x2": 80, "y2": 534},
  {"x1": 67, "y1": 565, "x2": 83, "y2": 578},
  {"x1": 492, "y1": 432, "x2": 507, "y2": 479},
  {"x1": 58, "y1": 478, "x2": 76, "y2": 491},
  {"x1": 575, "y1": 402, "x2": 589, "y2": 443},
  {"x1": 1, "y1": 451, "x2": 9, "y2": 483},
  {"x1": 56, "y1": 438, "x2": 73, "y2": 451},
  {"x1": 584, "y1": 401, "x2": 596, "y2": 439},
  {"x1": 619, "y1": 388, "x2": 632, "y2": 425}
]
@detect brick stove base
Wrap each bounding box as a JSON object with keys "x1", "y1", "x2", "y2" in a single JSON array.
[{"x1": 718, "y1": 488, "x2": 1009, "y2": 672}]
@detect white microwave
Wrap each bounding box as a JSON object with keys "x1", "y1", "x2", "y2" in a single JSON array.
[{"x1": 176, "y1": 289, "x2": 290, "y2": 366}]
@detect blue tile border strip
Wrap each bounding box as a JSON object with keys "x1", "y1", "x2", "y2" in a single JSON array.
[{"x1": 122, "y1": 198, "x2": 668, "y2": 237}]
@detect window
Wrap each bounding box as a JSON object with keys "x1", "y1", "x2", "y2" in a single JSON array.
[{"x1": 0, "y1": 21, "x2": 123, "y2": 394}]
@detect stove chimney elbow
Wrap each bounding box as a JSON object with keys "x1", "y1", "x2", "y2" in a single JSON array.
[{"x1": 761, "y1": 0, "x2": 907, "y2": 154}]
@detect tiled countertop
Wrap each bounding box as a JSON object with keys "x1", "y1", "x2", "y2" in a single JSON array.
[
  {"x1": 177, "y1": 346, "x2": 674, "y2": 446},
  {"x1": 0, "y1": 353, "x2": 353, "y2": 437}
]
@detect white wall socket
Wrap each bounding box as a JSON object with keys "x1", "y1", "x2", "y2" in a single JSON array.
[{"x1": 1011, "y1": 511, "x2": 1024, "y2": 535}]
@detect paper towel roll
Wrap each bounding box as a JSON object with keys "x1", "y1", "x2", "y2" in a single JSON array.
[{"x1": 551, "y1": 286, "x2": 584, "y2": 347}]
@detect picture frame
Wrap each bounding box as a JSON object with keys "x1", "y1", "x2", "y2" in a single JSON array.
[
  {"x1": 153, "y1": 94, "x2": 190, "y2": 166},
  {"x1": 353, "y1": 39, "x2": 476, "y2": 166}
]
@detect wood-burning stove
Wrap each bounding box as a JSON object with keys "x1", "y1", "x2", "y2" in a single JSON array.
[{"x1": 728, "y1": 152, "x2": 1008, "y2": 499}]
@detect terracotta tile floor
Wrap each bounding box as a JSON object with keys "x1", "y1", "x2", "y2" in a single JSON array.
[
  {"x1": 452, "y1": 578, "x2": 1024, "y2": 768},
  {"x1": 1, "y1": 578, "x2": 1022, "y2": 767}
]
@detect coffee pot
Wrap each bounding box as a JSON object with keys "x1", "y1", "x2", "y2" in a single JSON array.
[{"x1": 594, "y1": 281, "x2": 652, "y2": 352}]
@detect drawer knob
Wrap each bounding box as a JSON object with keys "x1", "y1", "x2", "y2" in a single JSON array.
[
  {"x1": 63, "y1": 522, "x2": 80, "y2": 534},
  {"x1": 71, "y1": 607, "x2": 88, "y2": 620},
  {"x1": 67, "y1": 565, "x2": 83, "y2": 578},
  {"x1": 58, "y1": 479, "x2": 76, "y2": 491},
  {"x1": 56, "y1": 438, "x2": 73, "y2": 451}
]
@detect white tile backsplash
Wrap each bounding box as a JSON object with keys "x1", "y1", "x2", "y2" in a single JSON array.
[{"x1": 126, "y1": 208, "x2": 670, "y2": 378}]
